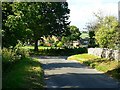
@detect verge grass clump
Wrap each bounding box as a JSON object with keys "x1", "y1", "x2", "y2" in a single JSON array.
[
  {"x1": 2, "y1": 47, "x2": 44, "y2": 88},
  {"x1": 67, "y1": 54, "x2": 120, "y2": 80},
  {"x1": 3, "y1": 57, "x2": 44, "y2": 88}
]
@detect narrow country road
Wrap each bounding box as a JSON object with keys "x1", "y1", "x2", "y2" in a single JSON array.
[{"x1": 34, "y1": 56, "x2": 119, "y2": 89}]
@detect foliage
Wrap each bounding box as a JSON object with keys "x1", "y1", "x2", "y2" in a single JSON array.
[
  {"x1": 57, "y1": 41, "x2": 63, "y2": 47},
  {"x1": 43, "y1": 35, "x2": 58, "y2": 47},
  {"x1": 86, "y1": 11, "x2": 120, "y2": 49},
  {"x1": 88, "y1": 30, "x2": 98, "y2": 47},
  {"x1": 29, "y1": 47, "x2": 87, "y2": 56},
  {"x1": 95, "y1": 16, "x2": 119, "y2": 49},
  {"x1": 55, "y1": 25, "x2": 81, "y2": 48},
  {"x1": 80, "y1": 32, "x2": 89, "y2": 39},
  {"x1": 2, "y1": 2, "x2": 15, "y2": 47},
  {"x1": 3, "y1": 57, "x2": 44, "y2": 88},
  {"x1": 2, "y1": 44, "x2": 30, "y2": 71},
  {"x1": 2, "y1": 2, "x2": 29, "y2": 48},
  {"x1": 3, "y1": 2, "x2": 70, "y2": 51},
  {"x1": 68, "y1": 25, "x2": 81, "y2": 41},
  {"x1": 86, "y1": 17, "x2": 100, "y2": 48},
  {"x1": 2, "y1": 48, "x2": 18, "y2": 64}
]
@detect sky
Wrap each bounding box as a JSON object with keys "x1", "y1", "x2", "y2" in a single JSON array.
[{"x1": 67, "y1": 0, "x2": 119, "y2": 31}]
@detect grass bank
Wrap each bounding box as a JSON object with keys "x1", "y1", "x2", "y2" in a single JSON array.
[
  {"x1": 3, "y1": 57, "x2": 44, "y2": 89},
  {"x1": 67, "y1": 54, "x2": 120, "y2": 81}
]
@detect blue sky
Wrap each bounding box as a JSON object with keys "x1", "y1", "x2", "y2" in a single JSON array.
[{"x1": 67, "y1": 0, "x2": 119, "y2": 31}]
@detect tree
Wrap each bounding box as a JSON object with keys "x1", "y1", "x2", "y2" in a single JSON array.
[
  {"x1": 12, "y1": 2, "x2": 70, "y2": 51},
  {"x1": 69, "y1": 25, "x2": 81, "y2": 41},
  {"x1": 2, "y1": 2, "x2": 31, "y2": 48},
  {"x1": 86, "y1": 11, "x2": 120, "y2": 49},
  {"x1": 114, "y1": 23, "x2": 120, "y2": 49},
  {"x1": 3, "y1": 2, "x2": 70, "y2": 51},
  {"x1": 2, "y1": 2, "x2": 15, "y2": 48},
  {"x1": 60, "y1": 25, "x2": 81, "y2": 48},
  {"x1": 86, "y1": 11, "x2": 104, "y2": 48},
  {"x1": 95, "y1": 16, "x2": 119, "y2": 49}
]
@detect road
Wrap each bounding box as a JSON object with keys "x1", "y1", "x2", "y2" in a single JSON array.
[{"x1": 34, "y1": 56, "x2": 119, "y2": 89}]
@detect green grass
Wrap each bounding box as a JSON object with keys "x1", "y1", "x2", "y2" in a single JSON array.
[
  {"x1": 3, "y1": 57, "x2": 44, "y2": 89},
  {"x1": 22, "y1": 46, "x2": 87, "y2": 56},
  {"x1": 67, "y1": 53, "x2": 99, "y2": 63},
  {"x1": 22, "y1": 46, "x2": 52, "y2": 50},
  {"x1": 67, "y1": 54, "x2": 120, "y2": 80}
]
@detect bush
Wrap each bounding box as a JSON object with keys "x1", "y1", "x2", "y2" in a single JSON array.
[
  {"x1": 15, "y1": 48, "x2": 30, "y2": 58},
  {"x1": 2, "y1": 48, "x2": 19, "y2": 71},
  {"x1": 2, "y1": 47, "x2": 30, "y2": 72},
  {"x1": 2, "y1": 48, "x2": 17, "y2": 63},
  {"x1": 14, "y1": 42, "x2": 30, "y2": 58},
  {"x1": 57, "y1": 41, "x2": 63, "y2": 47},
  {"x1": 30, "y1": 47, "x2": 87, "y2": 56}
]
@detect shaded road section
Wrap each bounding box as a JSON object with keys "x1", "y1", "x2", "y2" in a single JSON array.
[{"x1": 34, "y1": 56, "x2": 119, "y2": 89}]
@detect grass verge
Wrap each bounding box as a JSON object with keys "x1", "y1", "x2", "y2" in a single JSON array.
[
  {"x1": 21, "y1": 46, "x2": 57, "y2": 50},
  {"x1": 3, "y1": 57, "x2": 44, "y2": 89},
  {"x1": 67, "y1": 54, "x2": 120, "y2": 81}
]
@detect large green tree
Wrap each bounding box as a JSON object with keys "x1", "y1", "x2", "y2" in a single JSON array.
[
  {"x1": 2, "y1": 2, "x2": 15, "y2": 48},
  {"x1": 2, "y1": 2, "x2": 31, "y2": 48},
  {"x1": 3, "y1": 2, "x2": 70, "y2": 51}
]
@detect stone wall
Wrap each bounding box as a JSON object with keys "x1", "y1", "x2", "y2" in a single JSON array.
[{"x1": 88, "y1": 48, "x2": 120, "y2": 61}]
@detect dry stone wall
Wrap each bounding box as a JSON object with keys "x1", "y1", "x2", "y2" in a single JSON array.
[{"x1": 88, "y1": 48, "x2": 120, "y2": 61}]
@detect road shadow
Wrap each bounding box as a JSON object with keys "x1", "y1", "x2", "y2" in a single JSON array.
[
  {"x1": 42, "y1": 62, "x2": 89, "y2": 70},
  {"x1": 44, "y1": 73, "x2": 119, "y2": 89},
  {"x1": 32, "y1": 56, "x2": 120, "y2": 89},
  {"x1": 32, "y1": 56, "x2": 69, "y2": 60}
]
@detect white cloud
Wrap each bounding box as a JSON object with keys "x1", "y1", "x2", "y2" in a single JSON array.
[{"x1": 67, "y1": 0, "x2": 119, "y2": 31}]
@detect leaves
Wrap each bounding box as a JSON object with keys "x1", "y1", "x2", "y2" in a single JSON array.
[
  {"x1": 95, "y1": 16, "x2": 119, "y2": 49},
  {"x1": 2, "y1": 2, "x2": 70, "y2": 49}
]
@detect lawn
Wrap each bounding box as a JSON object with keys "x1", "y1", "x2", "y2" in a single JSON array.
[
  {"x1": 22, "y1": 46, "x2": 88, "y2": 56},
  {"x1": 21, "y1": 46, "x2": 52, "y2": 50},
  {"x1": 2, "y1": 57, "x2": 44, "y2": 89},
  {"x1": 67, "y1": 54, "x2": 99, "y2": 62},
  {"x1": 67, "y1": 54, "x2": 120, "y2": 80}
]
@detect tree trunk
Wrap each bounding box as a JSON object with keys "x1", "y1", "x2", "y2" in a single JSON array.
[{"x1": 34, "y1": 39, "x2": 38, "y2": 51}]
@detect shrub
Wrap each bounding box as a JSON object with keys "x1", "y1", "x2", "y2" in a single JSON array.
[
  {"x1": 2, "y1": 47, "x2": 30, "y2": 72},
  {"x1": 14, "y1": 42, "x2": 30, "y2": 58},
  {"x1": 57, "y1": 41, "x2": 63, "y2": 47},
  {"x1": 2, "y1": 48, "x2": 17, "y2": 63},
  {"x1": 2, "y1": 48, "x2": 19, "y2": 71},
  {"x1": 30, "y1": 47, "x2": 87, "y2": 56},
  {"x1": 15, "y1": 48, "x2": 30, "y2": 58}
]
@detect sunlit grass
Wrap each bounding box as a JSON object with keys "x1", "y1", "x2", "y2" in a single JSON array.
[
  {"x1": 3, "y1": 57, "x2": 44, "y2": 88},
  {"x1": 22, "y1": 46, "x2": 52, "y2": 49},
  {"x1": 67, "y1": 54, "x2": 120, "y2": 80},
  {"x1": 67, "y1": 53, "x2": 99, "y2": 62}
]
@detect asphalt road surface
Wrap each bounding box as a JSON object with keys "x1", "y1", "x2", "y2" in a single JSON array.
[{"x1": 34, "y1": 56, "x2": 120, "y2": 89}]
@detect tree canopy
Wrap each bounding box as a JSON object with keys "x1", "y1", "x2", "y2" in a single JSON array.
[
  {"x1": 2, "y1": 2, "x2": 70, "y2": 51},
  {"x1": 95, "y1": 16, "x2": 119, "y2": 49},
  {"x1": 86, "y1": 12, "x2": 120, "y2": 49}
]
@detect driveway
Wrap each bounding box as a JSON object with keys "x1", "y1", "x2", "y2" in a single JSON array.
[{"x1": 34, "y1": 56, "x2": 119, "y2": 89}]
